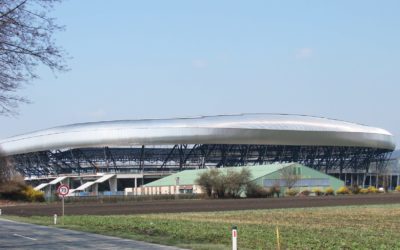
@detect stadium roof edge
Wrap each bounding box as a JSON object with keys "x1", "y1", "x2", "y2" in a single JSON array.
[{"x1": 0, "y1": 113, "x2": 395, "y2": 156}]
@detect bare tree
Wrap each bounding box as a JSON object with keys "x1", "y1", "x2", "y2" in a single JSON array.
[
  {"x1": 0, "y1": 156, "x2": 31, "y2": 200},
  {"x1": 280, "y1": 164, "x2": 301, "y2": 189},
  {"x1": 0, "y1": 0, "x2": 67, "y2": 115},
  {"x1": 0, "y1": 156, "x2": 21, "y2": 184},
  {"x1": 225, "y1": 168, "x2": 251, "y2": 198},
  {"x1": 196, "y1": 169, "x2": 225, "y2": 198},
  {"x1": 195, "y1": 169, "x2": 216, "y2": 197},
  {"x1": 196, "y1": 168, "x2": 252, "y2": 198},
  {"x1": 378, "y1": 164, "x2": 390, "y2": 192}
]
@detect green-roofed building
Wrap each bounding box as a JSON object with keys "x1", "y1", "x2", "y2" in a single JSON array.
[{"x1": 138, "y1": 163, "x2": 343, "y2": 196}]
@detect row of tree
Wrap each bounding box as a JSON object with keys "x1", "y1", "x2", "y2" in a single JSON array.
[
  {"x1": 195, "y1": 165, "x2": 302, "y2": 198},
  {"x1": 196, "y1": 168, "x2": 252, "y2": 198}
]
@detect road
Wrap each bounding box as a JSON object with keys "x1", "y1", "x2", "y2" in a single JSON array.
[{"x1": 0, "y1": 218, "x2": 183, "y2": 250}]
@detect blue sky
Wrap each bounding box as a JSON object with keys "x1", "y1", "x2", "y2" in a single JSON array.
[{"x1": 0, "y1": 0, "x2": 399, "y2": 146}]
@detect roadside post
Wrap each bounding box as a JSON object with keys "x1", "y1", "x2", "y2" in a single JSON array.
[
  {"x1": 57, "y1": 184, "x2": 69, "y2": 225},
  {"x1": 232, "y1": 225, "x2": 237, "y2": 250},
  {"x1": 276, "y1": 226, "x2": 281, "y2": 250},
  {"x1": 0, "y1": 208, "x2": 2, "y2": 215},
  {"x1": 54, "y1": 214, "x2": 57, "y2": 225}
]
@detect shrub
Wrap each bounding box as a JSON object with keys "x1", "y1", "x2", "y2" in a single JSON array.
[
  {"x1": 22, "y1": 186, "x2": 45, "y2": 202},
  {"x1": 312, "y1": 188, "x2": 323, "y2": 196},
  {"x1": 245, "y1": 183, "x2": 272, "y2": 198},
  {"x1": 396, "y1": 186, "x2": 400, "y2": 192},
  {"x1": 285, "y1": 189, "x2": 298, "y2": 197},
  {"x1": 367, "y1": 186, "x2": 378, "y2": 193},
  {"x1": 271, "y1": 184, "x2": 281, "y2": 197},
  {"x1": 336, "y1": 186, "x2": 351, "y2": 195},
  {"x1": 300, "y1": 189, "x2": 311, "y2": 196},
  {"x1": 0, "y1": 179, "x2": 45, "y2": 202},
  {"x1": 350, "y1": 185, "x2": 361, "y2": 194},
  {"x1": 0, "y1": 179, "x2": 27, "y2": 200},
  {"x1": 324, "y1": 187, "x2": 335, "y2": 196},
  {"x1": 357, "y1": 186, "x2": 381, "y2": 194}
]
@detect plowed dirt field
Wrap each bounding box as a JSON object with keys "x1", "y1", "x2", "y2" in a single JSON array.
[{"x1": 2, "y1": 193, "x2": 400, "y2": 216}]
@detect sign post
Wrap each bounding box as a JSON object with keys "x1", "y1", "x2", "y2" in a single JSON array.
[
  {"x1": 232, "y1": 225, "x2": 237, "y2": 250},
  {"x1": 276, "y1": 226, "x2": 281, "y2": 250},
  {"x1": 57, "y1": 184, "x2": 69, "y2": 225}
]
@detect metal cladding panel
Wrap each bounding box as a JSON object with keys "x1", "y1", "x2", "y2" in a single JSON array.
[{"x1": 0, "y1": 114, "x2": 395, "y2": 156}]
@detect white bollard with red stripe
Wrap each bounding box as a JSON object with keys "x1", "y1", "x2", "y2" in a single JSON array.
[{"x1": 232, "y1": 225, "x2": 238, "y2": 250}]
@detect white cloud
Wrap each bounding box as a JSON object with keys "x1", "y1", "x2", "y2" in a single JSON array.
[
  {"x1": 296, "y1": 48, "x2": 313, "y2": 59},
  {"x1": 192, "y1": 59, "x2": 208, "y2": 69}
]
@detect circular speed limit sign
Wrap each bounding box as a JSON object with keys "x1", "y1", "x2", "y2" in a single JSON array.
[{"x1": 57, "y1": 184, "x2": 70, "y2": 197}]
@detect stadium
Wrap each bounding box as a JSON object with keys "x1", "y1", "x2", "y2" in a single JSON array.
[{"x1": 0, "y1": 113, "x2": 396, "y2": 196}]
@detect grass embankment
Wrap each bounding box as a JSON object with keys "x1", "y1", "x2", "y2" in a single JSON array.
[{"x1": 5, "y1": 204, "x2": 400, "y2": 250}]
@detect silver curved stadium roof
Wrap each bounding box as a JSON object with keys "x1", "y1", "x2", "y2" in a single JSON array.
[{"x1": 0, "y1": 114, "x2": 395, "y2": 156}]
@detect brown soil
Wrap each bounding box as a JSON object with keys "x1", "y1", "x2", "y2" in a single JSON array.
[
  {"x1": 0, "y1": 200, "x2": 18, "y2": 206},
  {"x1": 2, "y1": 193, "x2": 400, "y2": 217}
]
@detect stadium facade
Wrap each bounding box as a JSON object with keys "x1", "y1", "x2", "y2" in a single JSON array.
[{"x1": 0, "y1": 113, "x2": 397, "y2": 195}]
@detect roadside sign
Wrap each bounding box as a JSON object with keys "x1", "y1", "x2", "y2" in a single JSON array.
[
  {"x1": 57, "y1": 184, "x2": 69, "y2": 197},
  {"x1": 57, "y1": 184, "x2": 69, "y2": 225}
]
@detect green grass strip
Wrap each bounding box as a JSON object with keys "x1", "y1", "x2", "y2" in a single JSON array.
[{"x1": 4, "y1": 204, "x2": 400, "y2": 250}]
